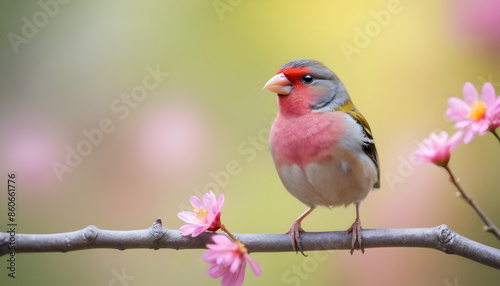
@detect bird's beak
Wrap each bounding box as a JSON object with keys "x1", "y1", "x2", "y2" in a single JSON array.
[{"x1": 263, "y1": 73, "x2": 292, "y2": 95}]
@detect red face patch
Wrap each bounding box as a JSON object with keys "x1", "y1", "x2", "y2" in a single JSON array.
[{"x1": 278, "y1": 66, "x2": 310, "y2": 83}]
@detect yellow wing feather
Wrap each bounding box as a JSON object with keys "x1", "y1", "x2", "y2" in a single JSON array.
[{"x1": 337, "y1": 100, "x2": 380, "y2": 188}]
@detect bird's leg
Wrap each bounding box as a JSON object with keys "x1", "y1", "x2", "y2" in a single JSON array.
[
  {"x1": 286, "y1": 207, "x2": 315, "y2": 256},
  {"x1": 346, "y1": 203, "x2": 364, "y2": 254}
]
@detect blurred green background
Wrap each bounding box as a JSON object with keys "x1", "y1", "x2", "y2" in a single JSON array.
[{"x1": 1, "y1": 0, "x2": 500, "y2": 285}]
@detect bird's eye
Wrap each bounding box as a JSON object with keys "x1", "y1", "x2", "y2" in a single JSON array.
[{"x1": 302, "y1": 74, "x2": 314, "y2": 84}]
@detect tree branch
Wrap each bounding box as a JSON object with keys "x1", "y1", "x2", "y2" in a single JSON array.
[
  {"x1": 1, "y1": 219, "x2": 500, "y2": 270},
  {"x1": 444, "y1": 165, "x2": 500, "y2": 240}
]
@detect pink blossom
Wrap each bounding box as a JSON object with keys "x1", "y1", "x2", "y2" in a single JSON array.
[
  {"x1": 203, "y1": 235, "x2": 261, "y2": 286},
  {"x1": 414, "y1": 131, "x2": 463, "y2": 167},
  {"x1": 177, "y1": 191, "x2": 224, "y2": 237},
  {"x1": 484, "y1": 83, "x2": 500, "y2": 131},
  {"x1": 451, "y1": 0, "x2": 500, "y2": 50},
  {"x1": 446, "y1": 82, "x2": 500, "y2": 143}
]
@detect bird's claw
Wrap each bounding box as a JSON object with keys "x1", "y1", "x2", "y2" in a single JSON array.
[
  {"x1": 287, "y1": 221, "x2": 307, "y2": 257},
  {"x1": 346, "y1": 218, "x2": 364, "y2": 255}
]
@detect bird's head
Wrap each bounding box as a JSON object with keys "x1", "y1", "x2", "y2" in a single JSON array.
[{"x1": 263, "y1": 59, "x2": 351, "y2": 116}]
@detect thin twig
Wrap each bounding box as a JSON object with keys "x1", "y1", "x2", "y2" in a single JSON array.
[
  {"x1": 444, "y1": 166, "x2": 500, "y2": 240},
  {"x1": 1, "y1": 219, "x2": 500, "y2": 269},
  {"x1": 490, "y1": 129, "x2": 500, "y2": 144}
]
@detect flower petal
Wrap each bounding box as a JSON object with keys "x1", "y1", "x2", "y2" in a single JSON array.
[
  {"x1": 229, "y1": 255, "x2": 242, "y2": 273},
  {"x1": 446, "y1": 98, "x2": 469, "y2": 121},
  {"x1": 207, "y1": 264, "x2": 227, "y2": 279},
  {"x1": 245, "y1": 254, "x2": 262, "y2": 276},
  {"x1": 217, "y1": 193, "x2": 225, "y2": 210},
  {"x1": 455, "y1": 121, "x2": 470, "y2": 129},
  {"x1": 448, "y1": 131, "x2": 463, "y2": 150},
  {"x1": 463, "y1": 130, "x2": 475, "y2": 144},
  {"x1": 221, "y1": 262, "x2": 245, "y2": 286},
  {"x1": 481, "y1": 82, "x2": 496, "y2": 106},
  {"x1": 212, "y1": 234, "x2": 234, "y2": 246},
  {"x1": 190, "y1": 196, "x2": 203, "y2": 209},
  {"x1": 202, "y1": 250, "x2": 218, "y2": 262},
  {"x1": 463, "y1": 82, "x2": 478, "y2": 104},
  {"x1": 179, "y1": 224, "x2": 198, "y2": 236},
  {"x1": 207, "y1": 243, "x2": 233, "y2": 252},
  {"x1": 191, "y1": 225, "x2": 209, "y2": 237},
  {"x1": 220, "y1": 252, "x2": 236, "y2": 265},
  {"x1": 177, "y1": 211, "x2": 197, "y2": 223}
]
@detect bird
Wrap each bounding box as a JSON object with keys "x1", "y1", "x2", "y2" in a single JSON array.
[{"x1": 263, "y1": 59, "x2": 380, "y2": 255}]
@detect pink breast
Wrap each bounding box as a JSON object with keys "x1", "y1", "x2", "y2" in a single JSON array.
[{"x1": 270, "y1": 112, "x2": 346, "y2": 170}]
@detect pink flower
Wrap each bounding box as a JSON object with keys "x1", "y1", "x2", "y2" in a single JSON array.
[
  {"x1": 203, "y1": 235, "x2": 261, "y2": 286},
  {"x1": 177, "y1": 191, "x2": 224, "y2": 237},
  {"x1": 446, "y1": 82, "x2": 500, "y2": 143},
  {"x1": 414, "y1": 131, "x2": 463, "y2": 167},
  {"x1": 451, "y1": 0, "x2": 500, "y2": 50}
]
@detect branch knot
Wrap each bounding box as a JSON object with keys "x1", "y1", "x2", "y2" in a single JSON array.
[
  {"x1": 437, "y1": 224, "x2": 455, "y2": 253},
  {"x1": 0, "y1": 233, "x2": 9, "y2": 248},
  {"x1": 150, "y1": 218, "x2": 166, "y2": 240},
  {"x1": 82, "y1": 225, "x2": 99, "y2": 244}
]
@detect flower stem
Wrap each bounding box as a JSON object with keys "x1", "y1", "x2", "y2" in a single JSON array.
[
  {"x1": 490, "y1": 130, "x2": 500, "y2": 144},
  {"x1": 220, "y1": 224, "x2": 237, "y2": 241},
  {"x1": 220, "y1": 224, "x2": 248, "y2": 251},
  {"x1": 444, "y1": 165, "x2": 500, "y2": 240}
]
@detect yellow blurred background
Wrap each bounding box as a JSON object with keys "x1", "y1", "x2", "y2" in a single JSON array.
[{"x1": 1, "y1": 0, "x2": 500, "y2": 285}]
